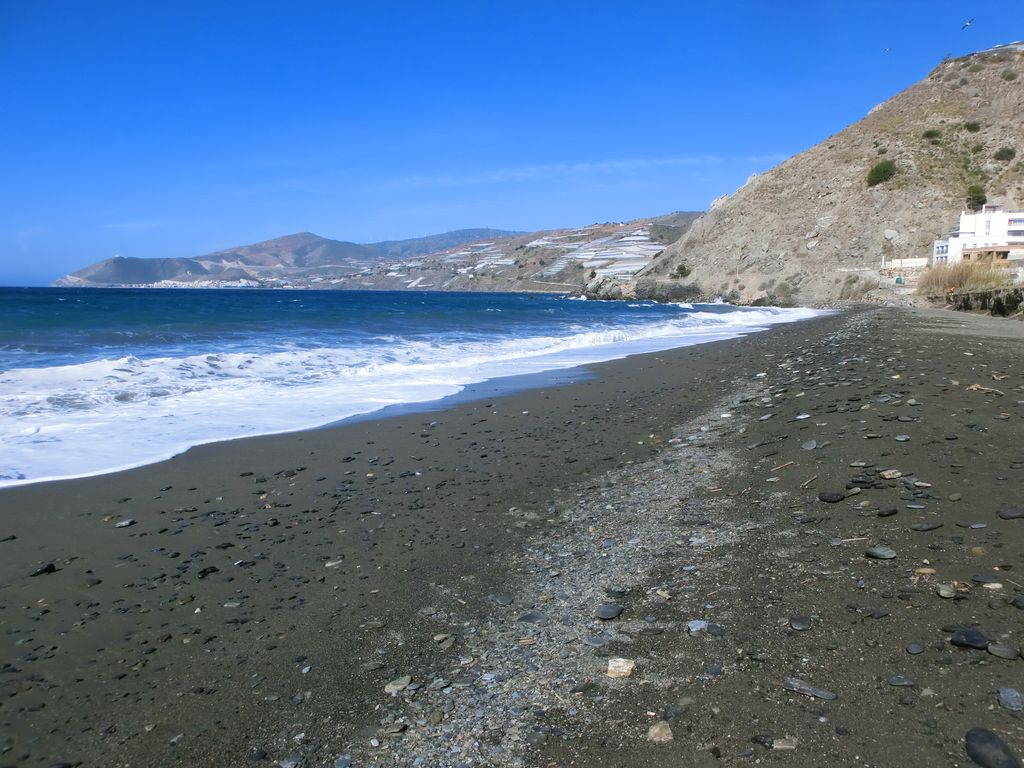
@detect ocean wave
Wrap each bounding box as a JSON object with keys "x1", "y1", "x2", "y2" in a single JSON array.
[{"x1": 0, "y1": 304, "x2": 822, "y2": 486}]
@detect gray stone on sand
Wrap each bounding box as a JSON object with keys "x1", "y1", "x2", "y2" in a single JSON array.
[
  {"x1": 865, "y1": 545, "x2": 896, "y2": 560},
  {"x1": 987, "y1": 643, "x2": 1020, "y2": 660},
  {"x1": 997, "y1": 508, "x2": 1024, "y2": 520},
  {"x1": 517, "y1": 609, "x2": 546, "y2": 624},
  {"x1": 783, "y1": 676, "x2": 837, "y2": 700},
  {"x1": 818, "y1": 490, "x2": 845, "y2": 503},
  {"x1": 951, "y1": 628, "x2": 989, "y2": 650},
  {"x1": 998, "y1": 688, "x2": 1024, "y2": 713},
  {"x1": 964, "y1": 727, "x2": 1021, "y2": 768},
  {"x1": 789, "y1": 616, "x2": 811, "y2": 631},
  {"x1": 906, "y1": 642, "x2": 925, "y2": 655},
  {"x1": 595, "y1": 603, "x2": 624, "y2": 620}
]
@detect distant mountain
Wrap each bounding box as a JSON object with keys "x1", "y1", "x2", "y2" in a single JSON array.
[
  {"x1": 55, "y1": 229, "x2": 521, "y2": 286},
  {"x1": 201, "y1": 232, "x2": 381, "y2": 270},
  {"x1": 371, "y1": 229, "x2": 525, "y2": 259},
  {"x1": 61, "y1": 256, "x2": 210, "y2": 285},
  {"x1": 53, "y1": 215, "x2": 700, "y2": 291}
]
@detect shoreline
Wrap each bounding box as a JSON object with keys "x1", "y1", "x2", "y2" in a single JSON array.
[
  {"x1": 3, "y1": 308, "x2": 1023, "y2": 767},
  {"x1": 0, "y1": 303, "x2": 820, "y2": 491}
]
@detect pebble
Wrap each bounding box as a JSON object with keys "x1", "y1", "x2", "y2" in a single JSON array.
[
  {"x1": 647, "y1": 721, "x2": 673, "y2": 743},
  {"x1": 385, "y1": 675, "x2": 412, "y2": 695},
  {"x1": 879, "y1": 469, "x2": 903, "y2": 480},
  {"x1": 987, "y1": 643, "x2": 1020, "y2": 660},
  {"x1": 664, "y1": 696, "x2": 693, "y2": 720},
  {"x1": 782, "y1": 676, "x2": 837, "y2": 700},
  {"x1": 517, "y1": 610, "x2": 546, "y2": 624},
  {"x1": 606, "y1": 658, "x2": 636, "y2": 678},
  {"x1": 910, "y1": 522, "x2": 943, "y2": 532},
  {"x1": 1012, "y1": 595, "x2": 1024, "y2": 610},
  {"x1": 29, "y1": 562, "x2": 57, "y2": 577},
  {"x1": 801, "y1": 440, "x2": 817, "y2": 450},
  {"x1": 951, "y1": 628, "x2": 989, "y2": 650},
  {"x1": 334, "y1": 756, "x2": 353, "y2": 768},
  {"x1": 936, "y1": 584, "x2": 957, "y2": 599},
  {"x1": 687, "y1": 620, "x2": 709, "y2": 634},
  {"x1": 865, "y1": 545, "x2": 896, "y2": 560},
  {"x1": 998, "y1": 688, "x2": 1024, "y2": 713},
  {"x1": 997, "y1": 508, "x2": 1024, "y2": 520},
  {"x1": 887, "y1": 675, "x2": 914, "y2": 687},
  {"x1": 115, "y1": 518, "x2": 136, "y2": 528},
  {"x1": 789, "y1": 616, "x2": 811, "y2": 631},
  {"x1": 964, "y1": 727, "x2": 1021, "y2": 768},
  {"x1": 895, "y1": 434, "x2": 911, "y2": 442},
  {"x1": 818, "y1": 490, "x2": 845, "y2": 503},
  {"x1": 595, "y1": 603, "x2": 624, "y2": 620},
  {"x1": 906, "y1": 642, "x2": 925, "y2": 655}
]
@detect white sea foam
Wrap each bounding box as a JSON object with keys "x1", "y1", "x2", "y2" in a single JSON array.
[{"x1": 0, "y1": 305, "x2": 822, "y2": 486}]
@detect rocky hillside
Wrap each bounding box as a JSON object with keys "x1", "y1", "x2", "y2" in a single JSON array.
[{"x1": 588, "y1": 45, "x2": 1024, "y2": 305}]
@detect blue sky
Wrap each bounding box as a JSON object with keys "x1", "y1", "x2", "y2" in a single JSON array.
[{"x1": 0, "y1": 1, "x2": 1013, "y2": 285}]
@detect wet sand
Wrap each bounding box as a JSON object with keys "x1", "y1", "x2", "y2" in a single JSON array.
[{"x1": 2, "y1": 307, "x2": 1022, "y2": 768}]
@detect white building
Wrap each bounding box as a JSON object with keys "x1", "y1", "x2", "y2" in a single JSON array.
[{"x1": 932, "y1": 205, "x2": 1024, "y2": 268}]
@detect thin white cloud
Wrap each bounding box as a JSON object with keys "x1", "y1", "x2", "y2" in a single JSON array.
[
  {"x1": 104, "y1": 221, "x2": 163, "y2": 231},
  {"x1": 15, "y1": 227, "x2": 46, "y2": 251},
  {"x1": 743, "y1": 153, "x2": 788, "y2": 164},
  {"x1": 383, "y1": 154, "x2": 783, "y2": 190}
]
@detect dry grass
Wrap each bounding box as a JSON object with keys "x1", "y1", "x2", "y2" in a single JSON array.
[{"x1": 917, "y1": 262, "x2": 1014, "y2": 296}]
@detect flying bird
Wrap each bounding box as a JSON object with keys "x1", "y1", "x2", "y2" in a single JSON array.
[{"x1": 962, "y1": 18, "x2": 974, "y2": 30}]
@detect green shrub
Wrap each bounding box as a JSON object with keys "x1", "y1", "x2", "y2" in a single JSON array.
[
  {"x1": 1003, "y1": 70, "x2": 1018, "y2": 81},
  {"x1": 867, "y1": 159, "x2": 897, "y2": 187},
  {"x1": 967, "y1": 184, "x2": 987, "y2": 210},
  {"x1": 922, "y1": 129, "x2": 941, "y2": 139},
  {"x1": 972, "y1": 143, "x2": 984, "y2": 153},
  {"x1": 964, "y1": 121, "x2": 981, "y2": 133},
  {"x1": 994, "y1": 147, "x2": 1017, "y2": 161},
  {"x1": 673, "y1": 263, "x2": 691, "y2": 279}
]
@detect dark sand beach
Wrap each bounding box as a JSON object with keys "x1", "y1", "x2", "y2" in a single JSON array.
[{"x1": 3, "y1": 307, "x2": 1023, "y2": 768}]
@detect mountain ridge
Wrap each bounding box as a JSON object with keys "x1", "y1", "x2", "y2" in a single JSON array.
[{"x1": 53, "y1": 215, "x2": 698, "y2": 291}]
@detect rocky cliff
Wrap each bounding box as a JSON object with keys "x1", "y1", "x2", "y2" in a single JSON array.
[{"x1": 589, "y1": 45, "x2": 1023, "y2": 305}]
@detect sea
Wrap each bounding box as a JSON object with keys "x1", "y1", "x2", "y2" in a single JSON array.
[{"x1": 0, "y1": 288, "x2": 821, "y2": 487}]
